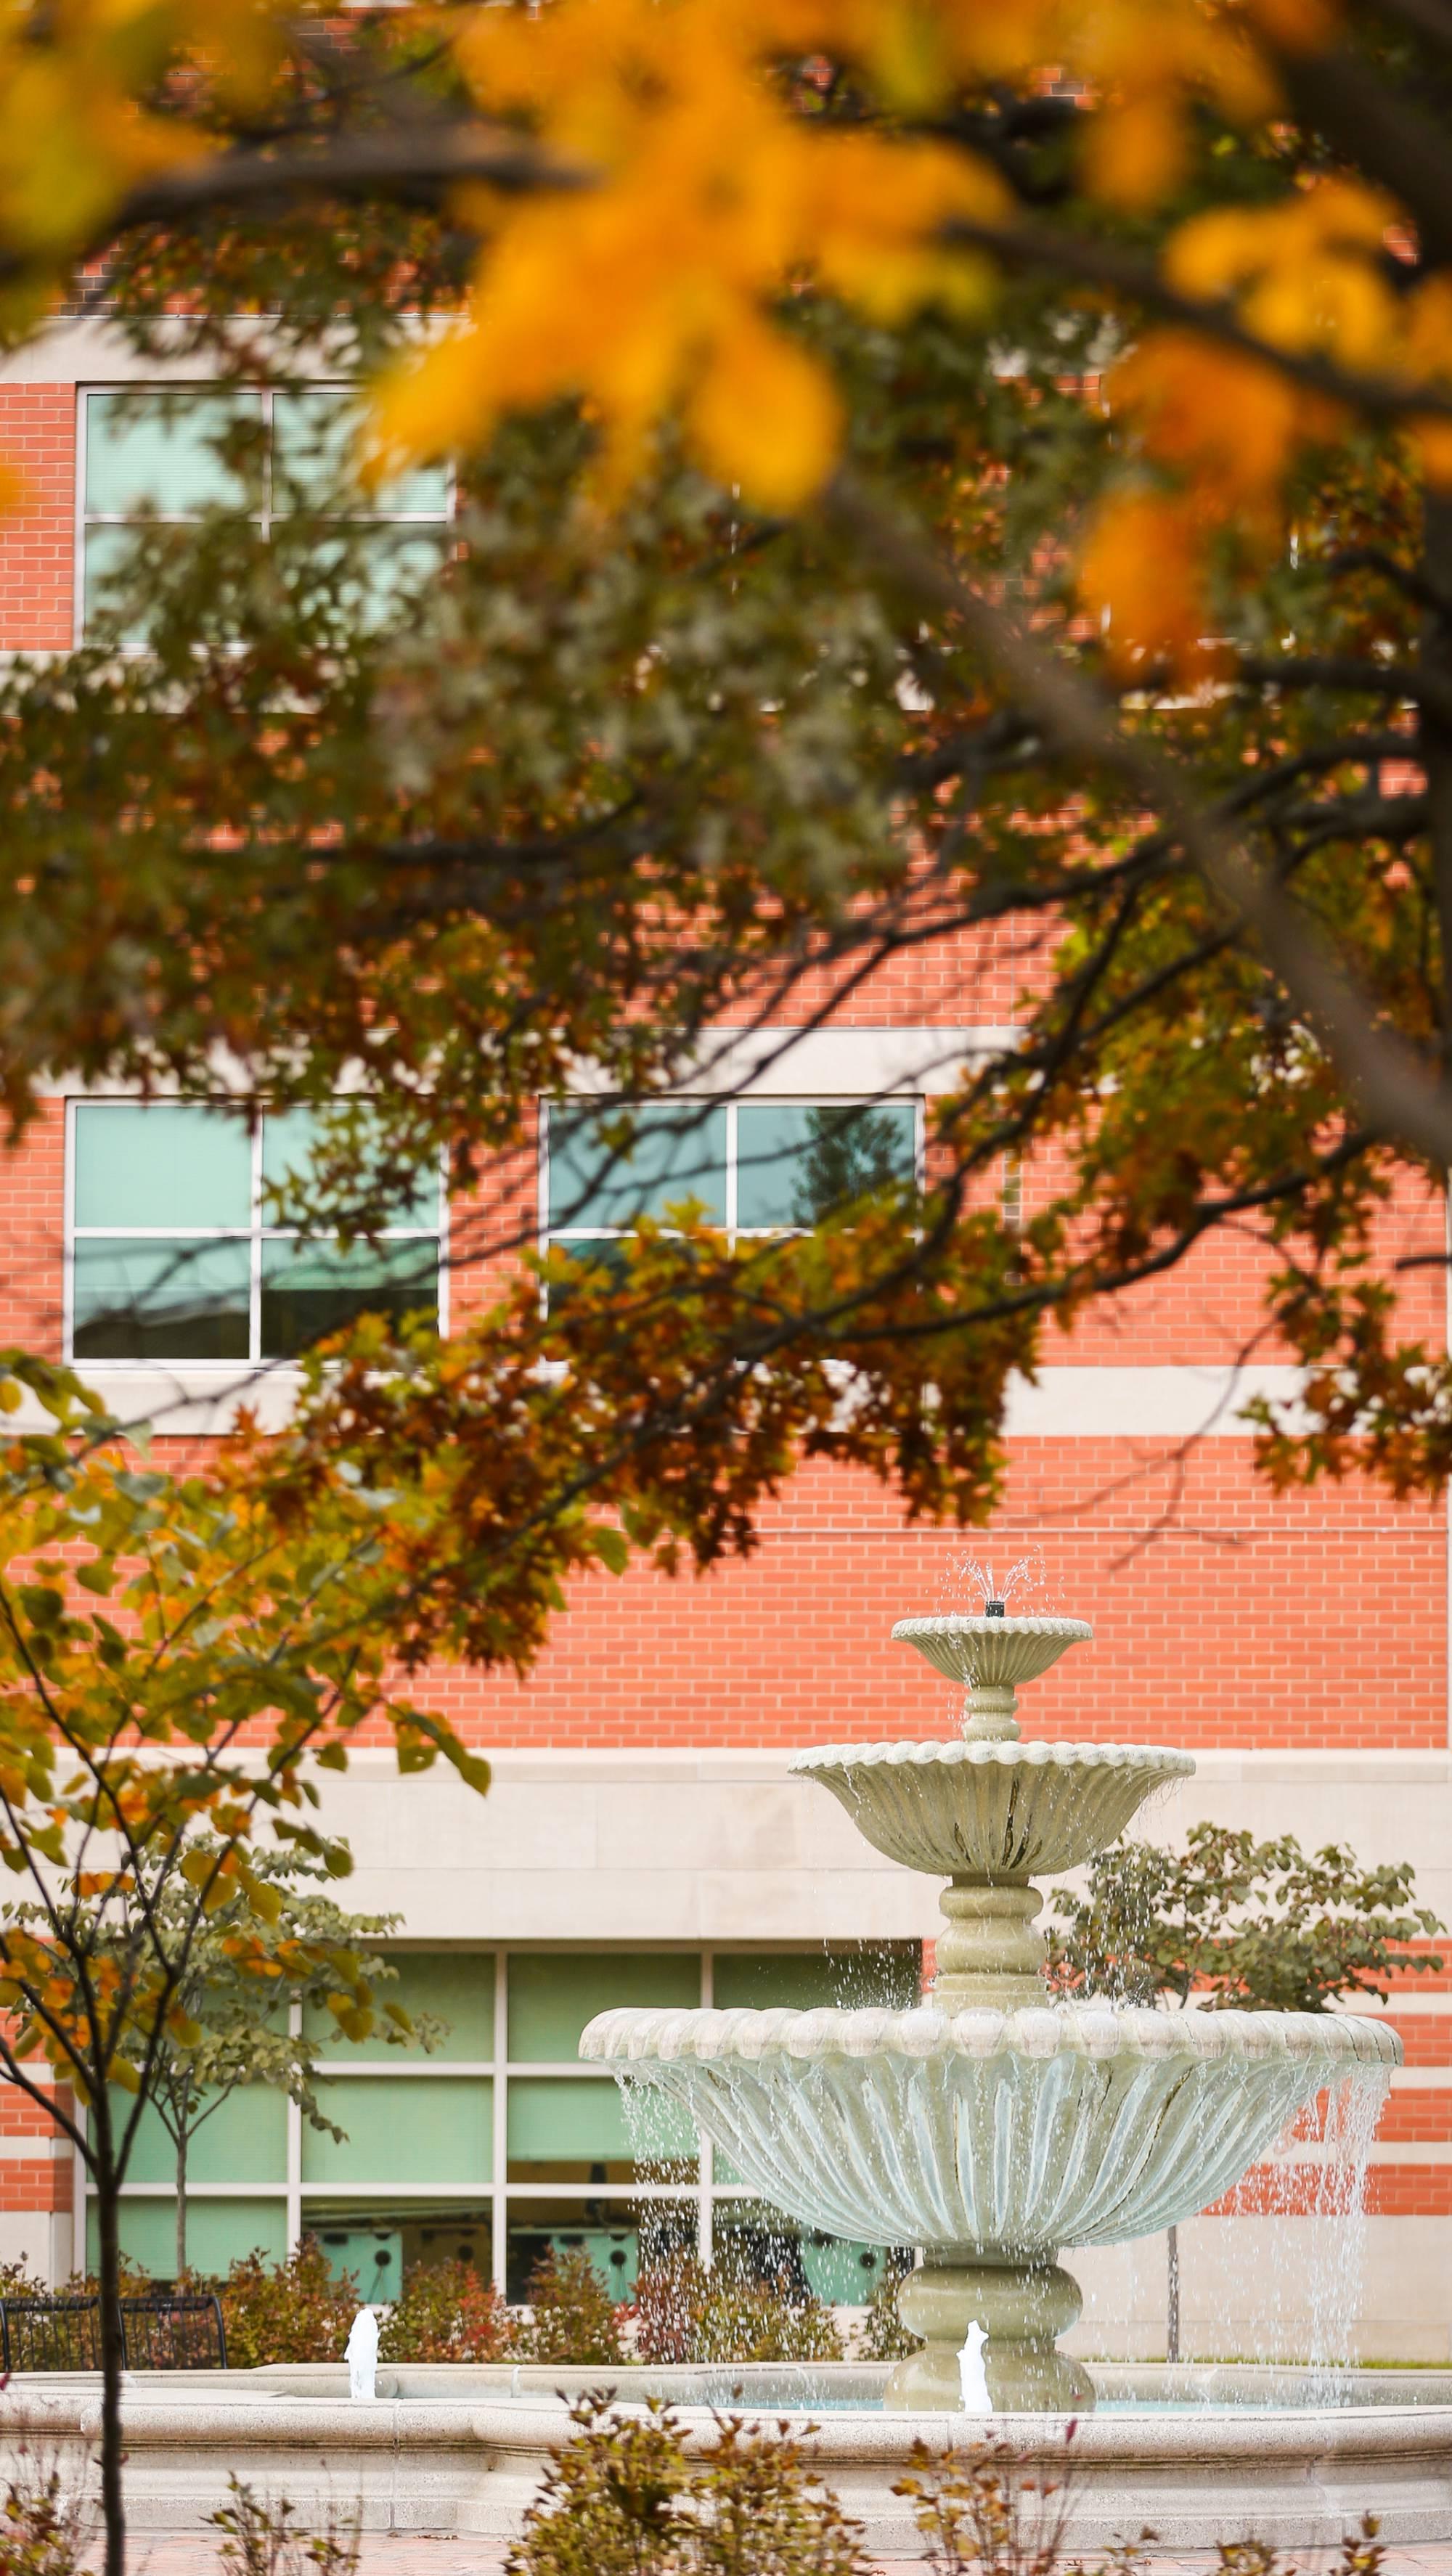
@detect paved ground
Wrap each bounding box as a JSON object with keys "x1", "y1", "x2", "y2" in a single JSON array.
[{"x1": 121, "y1": 2542, "x2": 1452, "y2": 2575}]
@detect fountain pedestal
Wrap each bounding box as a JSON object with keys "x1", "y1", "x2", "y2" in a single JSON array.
[
  {"x1": 889, "y1": 2257, "x2": 1093, "y2": 2413},
  {"x1": 933, "y1": 1876, "x2": 1045, "y2": 2009}
]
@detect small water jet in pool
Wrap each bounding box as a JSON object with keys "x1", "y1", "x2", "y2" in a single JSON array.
[{"x1": 582, "y1": 1606, "x2": 1398, "y2": 2413}]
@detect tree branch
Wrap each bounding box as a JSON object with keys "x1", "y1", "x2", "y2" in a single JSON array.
[{"x1": 825, "y1": 469, "x2": 1452, "y2": 1171}]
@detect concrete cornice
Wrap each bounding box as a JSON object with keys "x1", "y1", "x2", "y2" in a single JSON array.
[{"x1": 325, "y1": 1744, "x2": 1452, "y2": 1783}]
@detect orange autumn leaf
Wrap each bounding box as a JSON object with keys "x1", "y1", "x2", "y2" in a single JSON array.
[
  {"x1": 1107, "y1": 332, "x2": 1308, "y2": 516},
  {"x1": 1082, "y1": 94, "x2": 1189, "y2": 212},
  {"x1": 1078, "y1": 490, "x2": 1213, "y2": 676}
]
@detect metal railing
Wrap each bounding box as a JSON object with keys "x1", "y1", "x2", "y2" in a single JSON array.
[{"x1": 0, "y1": 2290, "x2": 227, "y2": 2373}]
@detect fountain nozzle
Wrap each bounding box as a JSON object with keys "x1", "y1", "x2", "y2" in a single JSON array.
[{"x1": 984, "y1": 1599, "x2": 1005, "y2": 1618}]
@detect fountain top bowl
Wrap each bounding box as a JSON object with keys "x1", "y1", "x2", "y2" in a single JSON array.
[{"x1": 892, "y1": 1613, "x2": 1093, "y2": 1690}]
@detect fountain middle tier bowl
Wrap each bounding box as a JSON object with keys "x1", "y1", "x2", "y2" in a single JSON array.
[
  {"x1": 580, "y1": 2003, "x2": 1398, "y2": 2255},
  {"x1": 789, "y1": 1738, "x2": 1195, "y2": 1877}
]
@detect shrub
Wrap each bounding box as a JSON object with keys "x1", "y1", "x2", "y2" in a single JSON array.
[
  {"x1": 505, "y1": 2393, "x2": 872, "y2": 2576},
  {"x1": 632, "y1": 2254, "x2": 843, "y2": 2366},
  {"x1": 379, "y1": 2259, "x2": 515, "y2": 2363},
  {"x1": 1045, "y1": 1825, "x2": 1444, "y2": 2013},
  {"x1": 207, "y1": 2473, "x2": 359, "y2": 2576},
  {"x1": 891, "y1": 2436, "x2": 1078, "y2": 2576},
  {"x1": 892, "y1": 2446, "x2": 1390, "y2": 2576},
  {"x1": 213, "y1": 2239, "x2": 360, "y2": 2371},
  {"x1": 850, "y1": 2268, "x2": 921, "y2": 2365},
  {"x1": 0, "y1": 2456, "x2": 91, "y2": 2576},
  {"x1": 516, "y1": 2247, "x2": 626, "y2": 2367}
]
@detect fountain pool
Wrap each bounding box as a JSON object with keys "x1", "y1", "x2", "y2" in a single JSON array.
[{"x1": 2, "y1": 2363, "x2": 1451, "y2": 2553}]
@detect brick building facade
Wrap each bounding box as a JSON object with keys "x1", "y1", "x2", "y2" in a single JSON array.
[{"x1": 0, "y1": 325, "x2": 1448, "y2": 2356}]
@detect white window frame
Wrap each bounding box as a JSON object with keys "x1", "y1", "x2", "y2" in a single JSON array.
[
  {"x1": 64, "y1": 1095, "x2": 449, "y2": 1370},
  {"x1": 74, "y1": 383, "x2": 456, "y2": 647}
]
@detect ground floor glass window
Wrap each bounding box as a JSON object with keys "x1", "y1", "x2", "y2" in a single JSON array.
[{"x1": 87, "y1": 1943, "x2": 918, "y2": 2300}]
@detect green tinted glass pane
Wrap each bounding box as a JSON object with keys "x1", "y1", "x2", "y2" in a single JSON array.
[
  {"x1": 301, "y1": 2077, "x2": 491, "y2": 2185},
  {"x1": 117, "y1": 2084, "x2": 287, "y2": 2187},
  {"x1": 711, "y1": 1946, "x2": 920, "y2": 2011},
  {"x1": 75, "y1": 1104, "x2": 253, "y2": 1229},
  {"x1": 83, "y1": 525, "x2": 158, "y2": 644},
  {"x1": 85, "y1": 391, "x2": 263, "y2": 515},
  {"x1": 547, "y1": 1105, "x2": 727, "y2": 1230},
  {"x1": 272, "y1": 392, "x2": 452, "y2": 516},
  {"x1": 509, "y1": 1953, "x2": 698, "y2": 2061},
  {"x1": 72, "y1": 1238, "x2": 251, "y2": 1362},
  {"x1": 507, "y1": 2076, "x2": 629, "y2": 2166},
  {"x1": 801, "y1": 2236, "x2": 895, "y2": 2301},
  {"x1": 260, "y1": 1239, "x2": 437, "y2": 1357},
  {"x1": 262, "y1": 1108, "x2": 439, "y2": 1230},
  {"x1": 735, "y1": 1103, "x2": 916, "y2": 1230},
  {"x1": 82, "y1": 521, "x2": 269, "y2": 646},
  {"x1": 273, "y1": 526, "x2": 452, "y2": 630},
  {"x1": 310, "y1": 2223, "x2": 404, "y2": 2301},
  {"x1": 98, "y1": 2195, "x2": 286, "y2": 2280},
  {"x1": 506, "y1": 2077, "x2": 693, "y2": 2172},
  {"x1": 303, "y1": 1953, "x2": 494, "y2": 2061}
]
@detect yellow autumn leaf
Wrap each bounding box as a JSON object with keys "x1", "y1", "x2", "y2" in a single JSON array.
[
  {"x1": 365, "y1": 330, "x2": 499, "y2": 487},
  {"x1": 685, "y1": 307, "x2": 844, "y2": 508}
]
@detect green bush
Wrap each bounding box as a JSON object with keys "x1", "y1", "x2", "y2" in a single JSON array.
[
  {"x1": 893, "y1": 2441, "x2": 1390, "y2": 2576},
  {"x1": 0, "y1": 2456, "x2": 91, "y2": 2576},
  {"x1": 207, "y1": 2473, "x2": 359, "y2": 2576},
  {"x1": 850, "y1": 2267, "x2": 921, "y2": 2364},
  {"x1": 632, "y1": 2253, "x2": 843, "y2": 2366},
  {"x1": 1046, "y1": 1825, "x2": 1444, "y2": 2013},
  {"x1": 379, "y1": 2258, "x2": 515, "y2": 2363},
  {"x1": 505, "y1": 2395, "x2": 871, "y2": 2576},
  {"x1": 213, "y1": 2238, "x2": 360, "y2": 2371},
  {"x1": 516, "y1": 2246, "x2": 627, "y2": 2366}
]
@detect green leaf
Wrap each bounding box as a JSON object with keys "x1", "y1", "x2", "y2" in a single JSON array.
[{"x1": 17, "y1": 1585, "x2": 63, "y2": 1628}]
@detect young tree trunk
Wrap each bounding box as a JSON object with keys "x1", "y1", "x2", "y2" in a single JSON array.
[
  {"x1": 175, "y1": 2127, "x2": 187, "y2": 2282},
  {"x1": 94, "y1": 2180, "x2": 129, "y2": 2576},
  {"x1": 1165, "y1": 2223, "x2": 1180, "y2": 2364}
]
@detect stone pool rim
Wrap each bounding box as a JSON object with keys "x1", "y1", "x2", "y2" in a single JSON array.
[{"x1": 3, "y1": 2360, "x2": 1451, "y2": 2554}]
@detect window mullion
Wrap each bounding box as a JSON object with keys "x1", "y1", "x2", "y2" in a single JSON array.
[
  {"x1": 698, "y1": 1947, "x2": 714, "y2": 2269},
  {"x1": 261, "y1": 385, "x2": 273, "y2": 546},
  {"x1": 492, "y1": 1950, "x2": 509, "y2": 2296},
  {"x1": 724, "y1": 1100, "x2": 737, "y2": 1251},
  {"x1": 250, "y1": 1113, "x2": 264, "y2": 1362}
]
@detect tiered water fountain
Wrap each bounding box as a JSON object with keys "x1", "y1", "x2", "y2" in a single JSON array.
[
  {"x1": 582, "y1": 1608, "x2": 1400, "y2": 2412},
  {"x1": 7, "y1": 1609, "x2": 1448, "y2": 2558}
]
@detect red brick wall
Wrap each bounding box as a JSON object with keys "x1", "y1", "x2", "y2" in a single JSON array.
[{"x1": 0, "y1": 389, "x2": 74, "y2": 652}]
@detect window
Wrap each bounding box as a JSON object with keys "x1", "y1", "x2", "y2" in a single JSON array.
[
  {"x1": 544, "y1": 1097, "x2": 919, "y2": 1277},
  {"x1": 87, "y1": 1944, "x2": 919, "y2": 2299},
  {"x1": 68, "y1": 1101, "x2": 442, "y2": 1365},
  {"x1": 78, "y1": 385, "x2": 453, "y2": 642}
]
